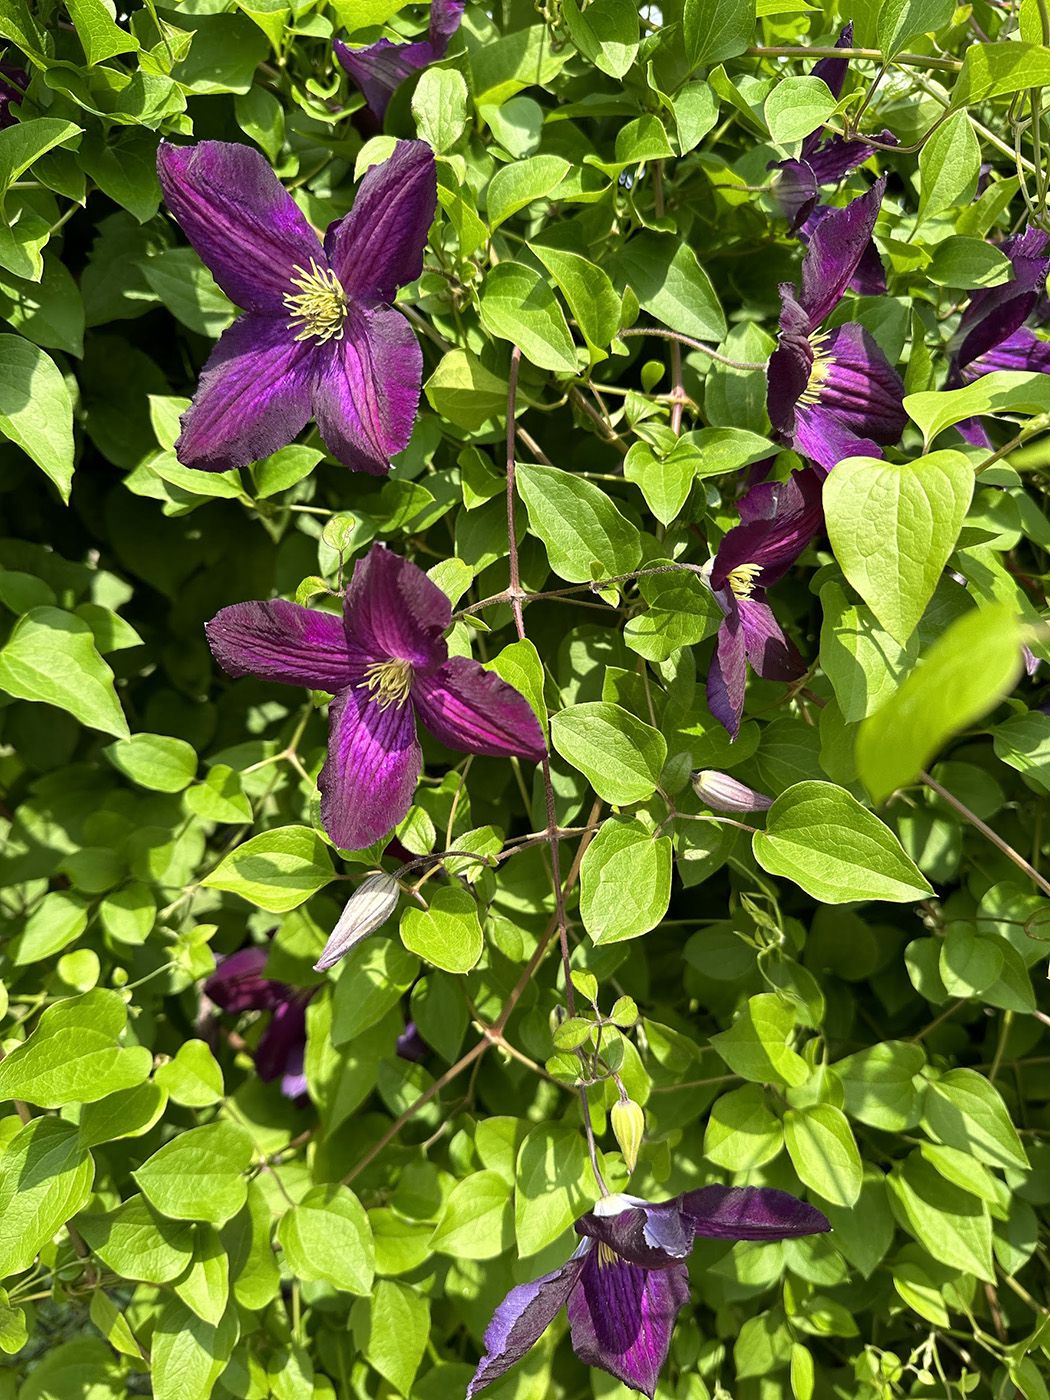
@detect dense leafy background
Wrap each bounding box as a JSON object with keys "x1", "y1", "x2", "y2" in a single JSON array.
[{"x1": 3, "y1": 0, "x2": 1050, "y2": 1396}]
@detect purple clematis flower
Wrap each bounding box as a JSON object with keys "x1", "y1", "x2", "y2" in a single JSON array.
[
  {"x1": 0, "y1": 64, "x2": 27, "y2": 129},
  {"x1": 205, "y1": 544, "x2": 546, "y2": 852},
  {"x1": 468, "y1": 1187, "x2": 829, "y2": 1398},
  {"x1": 335, "y1": 0, "x2": 465, "y2": 130},
  {"x1": 156, "y1": 139, "x2": 436, "y2": 476},
  {"x1": 948, "y1": 226, "x2": 1050, "y2": 445},
  {"x1": 706, "y1": 468, "x2": 824, "y2": 738},
  {"x1": 766, "y1": 178, "x2": 906, "y2": 474},
  {"x1": 204, "y1": 947, "x2": 313, "y2": 1100}
]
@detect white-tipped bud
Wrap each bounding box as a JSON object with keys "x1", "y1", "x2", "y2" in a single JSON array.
[
  {"x1": 314, "y1": 873, "x2": 400, "y2": 972},
  {"x1": 691, "y1": 770, "x2": 773, "y2": 814},
  {"x1": 610, "y1": 1099, "x2": 645, "y2": 1175}
]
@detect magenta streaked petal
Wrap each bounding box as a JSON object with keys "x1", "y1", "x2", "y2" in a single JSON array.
[
  {"x1": 711, "y1": 468, "x2": 824, "y2": 592},
  {"x1": 311, "y1": 304, "x2": 422, "y2": 475},
  {"x1": 806, "y1": 134, "x2": 883, "y2": 189},
  {"x1": 177, "y1": 314, "x2": 316, "y2": 472},
  {"x1": 966, "y1": 326, "x2": 1050, "y2": 376},
  {"x1": 324, "y1": 141, "x2": 437, "y2": 302},
  {"x1": 575, "y1": 1201, "x2": 693, "y2": 1269},
  {"x1": 467, "y1": 1251, "x2": 589, "y2": 1397},
  {"x1": 738, "y1": 596, "x2": 805, "y2": 681},
  {"x1": 412, "y1": 657, "x2": 547, "y2": 761},
  {"x1": 954, "y1": 226, "x2": 1050, "y2": 370},
  {"x1": 334, "y1": 36, "x2": 432, "y2": 122},
  {"x1": 205, "y1": 598, "x2": 361, "y2": 692},
  {"x1": 567, "y1": 1251, "x2": 689, "y2": 1399},
  {"x1": 681, "y1": 1185, "x2": 830, "y2": 1241},
  {"x1": 767, "y1": 289, "x2": 813, "y2": 438},
  {"x1": 319, "y1": 683, "x2": 422, "y2": 851},
  {"x1": 707, "y1": 609, "x2": 747, "y2": 739},
  {"x1": 255, "y1": 995, "x2": 308, "y2": 1082},
  {"x1": 280, "y1": 1045, "x2": 309, "y2": 1101},
  {"x1": 156, "y1": 141, "x2": 323, "y2": 314},
  {"x1": 429, "y1": 0, "x2": 466, "y2": 47},
  {"x1": 810, "y1": 323, "x2": 905, "y2": 441},
  {"x1": 808, "y1": 21, "x2": 853, "y2": 105},
  {"x1": 799, "y1": 177, "x2": 886, "y2": 327},
  {"x1": 205, "y1": 947, "x2": 287, "y2": 1013},
  {"x1": 791, "y1": 406, "x2": 884, "y2": 474},
  {"x1": 344, "y1": 545, "x2": 451, "y2": 670}
]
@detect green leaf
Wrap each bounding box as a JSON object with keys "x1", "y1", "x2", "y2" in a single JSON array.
[
  {"x1": 0, "y1": 606, "x2": 128, "y2": 736},
  {"x1": 10, "y1": 890, "x2": 90, "y2": 965},
  {"x1": 66, "y1": 0, "x2": 139, "y2": 64},
  {"x1": 479, "y1": 263, "x2": 577, "y2": 373},
  {"x1": 516, "y1": 462, "x2": 642, "y2": 582},
  {"x1": 888, "y1": 1153, "x2": 995, "y2": 1281},
  {"x1": 922, "y1": 1068, "x2": 1029, "y2": 1170},
  {"x1": 753, "y1": 781, "x2": 932, "y2": 903},
  {"x1": 514, "y1": 1123, "x2": 590, "y2": 1256},
  {"x1": 904, "y1": 368, "x2": 1050, "y2": 444},
  {"x1": 424, "y1": 348, "x2": 507, "y2": 431},
  {"x1": 993, "y1": 710, "x2": 1050, "y2": 792},
  {"x1": 431, "y1": 1170, "x2": 513, "y2": 1259},
  {"x1": 486, "y1": 638, "x2": 548, "y2": 739},
  {"x1": 0, "y1": 256, "x2": 84, "y2": 356},
  {"x1": 579, "y1": 817, "x2": 672, "y2": 942},
  {"x1": 225, "y1": 1179, "x2": 280, "y2": 1310},
  {"x1": 141, "y1": 249, "x2": 236, "y2": 337},
  {"x1": 551, "y1": 702, "x2": 666, "y2": 804},
  {"x1": 0, "y1": 335, "x2": 75, "y2": 500},
  {"x1": 764, "y1": 77, "x2": 835, "y2": 144},
  {"x1": 950, "y1": 42, "x2": 1050, "y2": 109},
  {"x1": 202, "y1": 825, "x2": 334, "y2": 912},
  {"x1": 877, "y1": 0, "x2": 955, "y2": 57},
  {"x1": 561, "y1": 0, "x2": 638, "y2": 78},
  {"x1": 835, "y1": 1041, "x2": 926, "y2": 1131},
  {"x1": 76, "y1": 1194, "x2": 194, "y2": 1283},
  {"x1": 185, "y1": 764, "x2": 254, "y2": 823},
  {"x1": 0, "y1": 1119, "x2": 94, "y2": 1277},
  {"x1": 151, "y1": 1298, "x2": 238, "y2": 1400},
  {"x1": 487, "y1": 155, "x2": 570, "y2": 229},
  {"x1": 0, "y1": 989, "x2": 152, "y2": 1107},
  {"x1": 819, "y1": 581, "x2": 918, "y2": 723},
  {"x1": 710, "y1": 994, "x2": 809, "y2": 1088},
  {"x1": 400, "y1": 885, "x2": 484, "y2": 974},
  {"x1": 683, "y1": 0, "x2": 756, "y2": 68},
  {"x1": 856, "y1": 605, "x2": 1024, "y2": 803},
  {"x1": 78, "y1": 1081, "x2": 168, "y2": 1148},
  {"x1": 277, "y1": 1185, "x2": 374, "y2": 1294},
  {"x1": 616, "y1": 232, "x2": 726, "y2": 342},
  {"x1": 927, "y1": 235, "x2": 1011, "y2": 288},
  {"x1": 704, "y1": 1083, "x2": 785, "y2": 1169},
  {"x1": 352, "y1": 1280, "x2": 429, "y2": 1398},
  {"x1": 411, "y1": 66, "x2": 468, "y2": 153},
  {"x1": 823, "y1": 451, "x2": 974, "y2": 646},
  {"x1": 0, "y1": 120, "x2": 82, "y2": 203},
  {"x1": 105, "y1": 732, "x2": 198, "y2": 792},
  {"x1": 133, "y1": 1121, "x2": 254, "y2": 1226},
  {"x1": 155, "y1": 1040, "x2": 225, "y2": 1108},
  {"x1": 174, "y1": 1225, "x2": 229, "y2": 1325},
  {"x1": 784, "y1": 1104, "x2": 863, "y2": 1207},
  {"x1": 529, "y1": 241, "x2": 622, "y2": 354}
]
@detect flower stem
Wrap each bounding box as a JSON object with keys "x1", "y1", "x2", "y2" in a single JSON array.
[
  {"x1": 619, "y1": 326, "x2": 766, "y2": 371},
  {"x1": 921, "y1": 770, "x2": 1050, "y2": 899},
  {"x1": 746, "y1": 43, "x2": 962, "y2": 72}
]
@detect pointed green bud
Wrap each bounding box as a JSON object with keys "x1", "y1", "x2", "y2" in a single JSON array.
[{"x1": 610, "y1": 1098, "x2": 645, "y2": 1174}]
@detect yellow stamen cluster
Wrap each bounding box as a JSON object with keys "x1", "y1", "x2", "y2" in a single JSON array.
[
  {"x1": 283, "y1": 259, "x2": 348, "y2": 344},
  {"x1": 597, "y1": 1242, "x2": 618, "y2": 1268},
  {"x1": 358, "y1": 658, "x2": 414, "y2": 711},
  {"x1": 798, "y1": 330, "x2": 835, "y2": 406},
  {"x1": 727, "y1": 562, "x2": 763, "y2": 599}
]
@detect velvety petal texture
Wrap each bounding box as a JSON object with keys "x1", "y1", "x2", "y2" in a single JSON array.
[
  {"x1": 711, "y1": 469, "x2": 824, "y2": 592},
  {"x1": 681, "y1": 1185, "x2": 831, "y2": 1240},
  {"x1": 205, "y1": 598, "x2": 359, "y2": 692},
  {"x1": 325, "y1": 141, "x2": 437, "y2": 302},
  {"x1": 467, "y1": 1252, "x2": 589, "y2": 1396},
  {"x1": 798, "y1": 176, "x2": 886, "y2": 326},
  {"x1": 344, "y1": 544, "x2": 451, "y2": 669},
  {"x1": 706, "y1": 601, "x2": 748, "y2": 739},
  {"x1": 953, "y1": 226, "x2": 1050, "y2": 371},
  {"x1": 413, "y1": 657, "x2": 547, "y2": 761},
  {"x1": 334, "y1": 1, "x2": 464, "y2": 123},
  {"x1": 791, "y1": 322, "x2": 905, "y2": 471},
  {"x1": 319, "y1": 683, "x2": 423, "y2": 851},
  {"x1": 205, "y1": 947, "x2": 288, "y2": 1013},
  {"x1": 738, "y1": 596, "x2": 805, "y2": 681}
]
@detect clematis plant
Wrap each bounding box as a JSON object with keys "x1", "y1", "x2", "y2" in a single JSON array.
[
  {"x1": 0, "y1": 63, "x2": 26, "y2": 128},
  {"x1": 156, "y1": 139, "x2": 436, "y2": 475},
  {"x1": 205, "y1": 544, "x2": 546, "y2": 851},
  {"x1": 203, "y1": 947, "x2": 313, "y2": 1100},
  {"x1": 766, "y1": 178, "x2": 907, "y2": 473},
  {"x1": 468, "y1": 1187, "x2": 830, "y2": 1398},
  {"x1": 334, "y1": 0, "x2": 465, "y2": 128},
  {"x1": 706, "y1": 467, "x2": 824, "y2": 737}
]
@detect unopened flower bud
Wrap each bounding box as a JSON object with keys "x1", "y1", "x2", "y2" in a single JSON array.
[
  {"x1": 314, "y1": 873, "x2": 400, "y2": 971},
  {"x1": 610, "y1": 1098, "x2": 645, "y2": 1174},
  {"x1": 691, "y1": 770, "x2": 773, "y2": 813}
]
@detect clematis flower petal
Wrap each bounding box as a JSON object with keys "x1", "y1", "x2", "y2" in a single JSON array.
[
  {"x1": 738, "y1": 596, "x2": 806, "y2": 681},
  {"x1": 808, "y1": 21, "x2": 853, "y2": 110},
  {"x1": 954, "y1": 226, "x2": 1050, "y2": 371},
  {"x1": 318, "y1": 683, "x2": 423, "y2": 851},
  {"x1": 965, "y1": 325, "x2": 1050, "y2": 378},
  {"x1": 575, "y1": 1197, "x2": 693, "y2": 1268},
  {"x1": 156, "y1": 141, "x2": 323, "y2": 314},
  {"x1": 255, "y1": 995, "x2": 308, "y2": 1084},
  {"x1": 798, "y1": 176, "x2": 886, "y2": 326},
  {"x1": 205, "y1": 947, "x2": 288, "y2": 1013},
  {"x1": 334, "y1": 36, "x2": 432, "y2": 125},
  {"x1": 711, "y1": 469, "x2": 824, "y2": 592},
  {"x1": 773, "y1": 158, "x2": 820, "y2": 230},
  {"x1": 177, "y1": 314, "x2": 316, "y2": 473},
  {"x1": 412, "y1": 657, "x2": 547, "y2": 761},
  {"x1": 324, "y1": 141, "x2": 437, "y2": 303},
  {"x1": 681, "y1": 1185, "x2": 830, "y2": 1241},
  {"x1": 789, "y1": 322, "x2": 905, "y2": 473},
  {"x1": 707, "y1": 606, "x2": 748, "y2": 739},
  {"x1": 343, "y1": 545, "x2": 451, "y2": 670},
  {"x1": 311, "y1": 303, "x2": 423, "y2": 475},
  {"x1": 205, "y1": 598, "x2": 361, "y2": 692},
  {"x1": 467, "y1": 1251, "x2": 589, "y2": 1397},
  {"x1": 806, "y1": 133, "x2": 888, "y2": 189},
  {"x1": 0, "y1": 64, "x2": 26, "y2": 129},
  {"x1": 567, "y1": 1250, "x2": 690, "y2": 1399}
]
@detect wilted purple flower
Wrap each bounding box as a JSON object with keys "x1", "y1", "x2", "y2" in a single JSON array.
[
  {"x1": 335, "y1": 0, "x2": 465, "y2": 129},
  {"x1": 707, "y1": 468, "x2": 824, "y2": 738},
  {"x1": 0, "y1": 64, "x2": 27, "y2": 129},
  {"x1": 156, "y1": 139, "x2": 436, "y2": 476},
  {"x1": 948, "y1": 227, "x2": 1050, "y2": 445},
  {"x1": 204, "y1": 947, "x2": 313, "y2": 1100},
  {"x1": 206, "y1": 544, "x2": 546, "y2": 852},
  {"x1": 468, "y1": 1187, "x2": 829, "y2": 1398},
  {"x1": 767, "y1": 178, "x2": 906, "y2": 473}
]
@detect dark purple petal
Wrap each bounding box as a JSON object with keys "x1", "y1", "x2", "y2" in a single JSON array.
[
  {"x1": 711, "y1": 469, "x2": 824, "y2": 592},
  {"x1": 318, "y1": 682, "x2": 422, "y2": 851},
  {"x1": 255, "y1": 995, "x2": 308, "y2": 1082},
  {"x1": 205, "y1": 947, "x2": 288, "y2": 1013},
  {"x1": 849, "y1": 235, "x2": 889, "y2": 297},
  {"x1": 954, "y1": 415, "x2": 993, "y2": 448},
  {"x1": 396, "y1": 1021, "x2": 429, "y2": 1062},
  {"x1": 344, "y1": 545, "x2": 451, "y2": 670},
  {"x1": 738, "y1": 597, "x2": 806, "y2": 681},
  {"x1": 798, "y1": 177, "x2": 886, "y2": 327},
  {"x1": 0, "y1": 64, "x2": 26, "y2": 129},
  {"x1": 567, "y1": 1250, "x2": 689, "y2": 1400},
  {"x1": 767, "y1": 288, "x2": 813, "y2": 439},
  {"x1": 311, "y1": 303, "x2": 422, "y2": 475},
  {"x1": 279, "y1": 1042, "x2": 309, "y2": 1100},
  {"x1": 205, "y1": 598, "x2": 361, "y2": 691},
  {"x1": 679, "y1": 1185, "x2": 830, "y2": 1241},
  {"x1": 771, "y1": 158, "x2": 819, "y2": 232},
  {"x1": 788, "y1": 322, "x2": 905, "y2": 473},
  {"x1": 156, "y1": 141, "x2": 323, "y2": 314},
  {"x1": 412, "y1": 656, "x2": 547, "y2": 762},
  {"x1": 808, "y1": 22, "x2": 853, "y2": 105},
  {"x1": 467, "y1": 1251, "x2": 588, "y2": 1397},
  {"x1": 707, "y1": 609, "x2": 747, "y2": 739},
  {"x1": 334, "y1": 36, "x2": 434, "y2": 123},
  {"x1": 966, "y1": 326, "x2": 1050, "y2": 377},
  {"x1": 429, "y1": 0, "x2": 466, "y2": 48},
  {"x1": 324, "y1": 141, "x2": 437, "y2": 303},
  {"x1": 177, "y1": 314, "x2": 316, "y2": 472},
  {"x1": 575, "y1": 1199, "x2": 693, "y2": 1269},
  {"x1": 954, "y1": 226, "x2": 1050, "y2": 370}
]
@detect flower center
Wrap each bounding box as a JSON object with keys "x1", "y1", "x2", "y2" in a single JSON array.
[
  {"x1": 597, "y1": 1242, "x2": 619, "y2": 1268},
  {"x1": 358, "y1": 658, "x2": 414, "y2": 710},
  {"x1": 727, "y1": 562, "x2": 763, "y2": 599},
  {"x1": 797, "y1": 330, "x2": 835, "y2": 406},
  {"x1": 283, "y1": 259, "x2": 348, "y2": 344}
]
